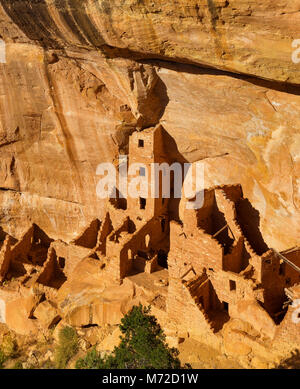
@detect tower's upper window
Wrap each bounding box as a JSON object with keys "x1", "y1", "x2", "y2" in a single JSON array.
[
  {"x1": 138, "y1": 139, "x2": 144, "y2": 148},
  {"x1": 139, "y1": 167, "x2": 146, "y2": 177}
]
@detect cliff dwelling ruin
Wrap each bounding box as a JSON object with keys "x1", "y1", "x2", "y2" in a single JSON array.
[{"x1": 0, "y1": 125, "x2": 299, "y2": 365}]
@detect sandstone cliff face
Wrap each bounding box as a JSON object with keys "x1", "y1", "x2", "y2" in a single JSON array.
[
  {"x1": 0, "y1": 1, "x2": 299, "y2": 249},
  {"x1": 1, "y1": 0, "x2": 300, "y2": 83}
]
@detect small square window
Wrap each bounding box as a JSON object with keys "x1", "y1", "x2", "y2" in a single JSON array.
[
  {"x1": 229, "y1": 280, "x2": 236, "y2": 291},
  {"x1": 138, "y1": 139, "x2": 144, "y2": 148},
  {"x1": 139, "y1": 167, "x2": 146, "y2": 176}
]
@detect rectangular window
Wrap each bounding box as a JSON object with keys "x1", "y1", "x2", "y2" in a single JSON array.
[
  {"x1": 138, "y1": 139, "x2": 144, "y2": 148},
  {"x1": 139, "y1": 167, "x2": 146, "y2": 176},
  {"x1": 59, "y1": 257, "x2": 66, "y2": 269},
  {"x1": 229, "y1": 280, "x2": 236, "y2": 291},
  {"x1": 140, "y1": 197, "x2": 146, "y2": 210}
]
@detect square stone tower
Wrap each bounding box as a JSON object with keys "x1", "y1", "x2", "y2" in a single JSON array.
[{"x1": 127, "y1": 124, "x2": 169, "y2": 220}]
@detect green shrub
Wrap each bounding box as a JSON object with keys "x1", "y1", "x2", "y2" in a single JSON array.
[
  {"x1": 12, "y1": 361, "x2": 23, "y2": 369},
  {"x1": 0, "y1": 333, "x2": 18, "y2": 369},
  {"x1": 0, "y1": 350, "x2": 6, "y2": 369},
  {"x1": 76, "y1": 305, "x2": 183, "y2": 369},
  {"x1": 1, "y1": 334, "x2": 18, "y2": 358},
  {"x1": 76, "y1": 347, "x2": 103, "y2": 369},
  {"x1": 54, "y1": 326, "x2": 79, "y2": 369}
]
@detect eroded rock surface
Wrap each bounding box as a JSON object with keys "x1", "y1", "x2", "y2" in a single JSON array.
[
  {"x1": 1, "y1": 1, "x2": 300, "y2": 83},
  {"x1": 1, "y1": 1, "x2": 300, "y2": 369}
]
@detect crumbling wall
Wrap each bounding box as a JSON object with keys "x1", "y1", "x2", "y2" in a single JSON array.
[
  {"x1": 167, "y1": 277, "x2": 220, "y2": 349},
  {"x1": 169, "y1": 220, "x2": 223, "y2": 278},
  {"x1": 8, "y1": 224, "x2": 53, "y2": 266},
  {"x1": 105, "y1": 215, "x2": 169, "y2": 281},
  {"x1": 274, "y1": 298, "x2": 300, "y2": 353},
  {"x1": 220, "y1": 185, "x2": 243, "y2": 204},
  {"x1": 223, "y1": 237, "x2": 247, "y2": 273},
  {"x1": 72, "y1": 219, "x2": 101, "y2": 249},
  {"x1": 118, "y1": 217, "x2": 169, "y2": 279},
  {"x1": 208, "y1": 269, "x2": 254, "y2": 312},
  {"x1": 215, "y1": 189, "x2": 237, "y2": 230},
  {"x1": 259, "y1": 250, "x2": 287, "y2": 315},
  {"x1": 235, "y1": 198, "x2": 269, "y2": 256},
  {"x1": 184, "y1": 274, "x2": 211, "y2": 311},
  {"x1": 106, "y1": 217, "x2": 131, "y2": 245},
  {"x1": 184, "y1": 189, "x2": 215, "y2": 234},
  {"x1": 33, "y1": 224, "x2": 53, "y2": 247},
  {"x1": 51, "y1": 240, "x2": 92, "y2": 278},
  {"x1": 37, "y1": 248, "x2": 62, "y2": 287},
  {"x1": 10, "y1": 226, "x2": 34, "y2": 262},
  {"x1": 232, "y1": 217, "x2": 258, "y2": 261}
]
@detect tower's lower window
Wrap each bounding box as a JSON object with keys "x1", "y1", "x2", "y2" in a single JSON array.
[
  {"x1": 229, "y1": 280, "x2": 236, "y2": 291},
  {"x1": 140, "y1": 197, "x2": 146, "y2": 210}
]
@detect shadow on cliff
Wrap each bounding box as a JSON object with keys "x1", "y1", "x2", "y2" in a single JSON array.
[
  {"x1": 0, "y1": 0, "x2": 64, "y2": 49},
  {"x1": 235, "y1": 197, "x2": 269, "y2": 255},
  {"x1": 140, "y1": 58, "x2": 300, "y2": 97},
  {"x1": 0, "y1": 0, "x2": 105, "y2": 49},
  {"x1": 275, "y1": 350, "x2": 300, "y2": 369},
  {"x1": 161, "y1": 128, "x2": 189, "y2": 221},
  {"x1": 153, "y1": 76, "x2": 170, "y2": 126}
]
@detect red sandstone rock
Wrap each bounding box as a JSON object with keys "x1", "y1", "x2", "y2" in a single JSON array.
[
  {"x1": 98, "y1": 327, "x2": 122, "y2": 353},
  {"x1": 0, "y1": 2, "x2": 299, "y2": 368},
  {"x1": 6, "y1": 298, "x2": 38, "y2": 336},
  {"x1": 33, "y1": 301, "x2": 61, "y2": 329}
]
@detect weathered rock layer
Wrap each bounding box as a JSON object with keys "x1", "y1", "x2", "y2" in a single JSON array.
[
  {"x1": 1, "y1": 1, "x2": 300, "y2": 83},
  {"x1": 0, "y1": 1, "x2": 299, "y2": 249}
]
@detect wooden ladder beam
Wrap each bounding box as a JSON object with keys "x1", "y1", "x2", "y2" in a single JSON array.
[
  {"x1": 273, "y1": 248, "x2": 300, "y2": 274},
  {"x1": 212, "y1": 224, "x2": 228, "y2": 239}
]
